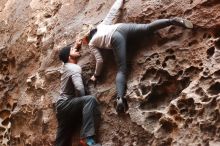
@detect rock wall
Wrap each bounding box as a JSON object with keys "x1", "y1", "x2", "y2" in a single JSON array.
[{"x1": 0, "y1": 0, "x2": 220, "y2": 146}]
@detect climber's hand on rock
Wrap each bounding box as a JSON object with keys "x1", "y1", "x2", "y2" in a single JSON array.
[
  {"x1": 88, "y1": 75, "x2": 97, "y2": 87},
  {"x1": 90, "y1": 75, "x2": 97, "y2": 82}
]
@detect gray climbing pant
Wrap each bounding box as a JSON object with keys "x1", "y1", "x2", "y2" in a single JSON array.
[
  {"x1": 111, "y1": 19, "x2": 178, "y2": 99},
  {"x1": 55, "y1": 95, "x2": 100, "y2": 146}
]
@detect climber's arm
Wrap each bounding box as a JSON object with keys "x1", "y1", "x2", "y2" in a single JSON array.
[{"x1": 101, "y1": 0, "x2": 125, "y2": 25}]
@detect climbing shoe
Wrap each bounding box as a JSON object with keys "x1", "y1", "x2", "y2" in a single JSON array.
[
  {"x1": 116, "y1": 97, "x2": 128, "y2": 113},
  {"x1": 172, "y1": 17, "x2": 193, "y2": 29},
  {"x1": 79, "y1": 137, "x2": 101, "y2": 146}
]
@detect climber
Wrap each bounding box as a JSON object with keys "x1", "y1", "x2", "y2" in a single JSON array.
[
  {"x1": 55, "y1": 41, "x2": 101, "y2": 146},
  {"x1": 78, "y1": 0, "x2": 193, "y2": 114}
]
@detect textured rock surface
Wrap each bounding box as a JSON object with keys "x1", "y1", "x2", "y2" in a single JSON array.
[{"x1": 0, "y1": 0, "x2": 220, "y2": 146}]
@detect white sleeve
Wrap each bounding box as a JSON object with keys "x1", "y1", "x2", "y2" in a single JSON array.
[
  {"x1": 71, "y1": 74, "x2": 85, "y2": 96},
  {"x1": 90, "y1": 45, "x2": 103, "y2": 76},
  {"x1": 101, "y1": 0, "x2": 124, "y2": 25}
]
